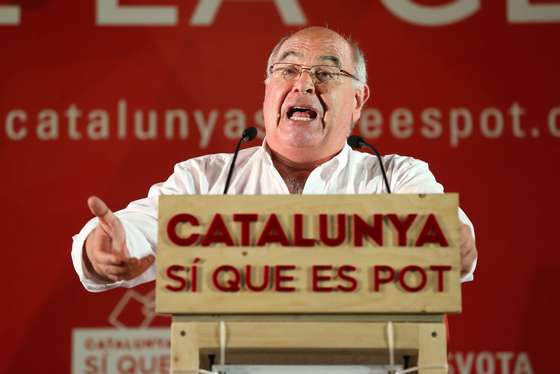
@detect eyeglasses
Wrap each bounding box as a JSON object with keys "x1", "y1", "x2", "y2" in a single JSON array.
[{"x1": 269, "y1": 63, "x2": 362, "y2": 85}]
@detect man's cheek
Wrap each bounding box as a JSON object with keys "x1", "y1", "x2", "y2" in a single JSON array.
[
  {"x1": 322, "y1": 108, "x2": 334, "y2": 130},
  {"x1": 263, "y1": 93, "x2": 278, "y2": 124},
  {"x1": 320, "y1": 98, "x2": 335, "y2": 125},
  {"x1": 265, "y1": 88, "x2": 282, "y2": 113},
  {"x1": 263, "y1": 109, "x2": 277, "y2": 129}
]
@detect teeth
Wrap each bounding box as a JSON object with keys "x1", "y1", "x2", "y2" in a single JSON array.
[{"x1": 290, "y1": 115, "x2": 313, "y2": 122}]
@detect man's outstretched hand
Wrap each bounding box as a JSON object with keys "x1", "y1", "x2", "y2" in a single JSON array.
[{"x1": 83, "y1": 196, "x2": 155, "y2": 282}]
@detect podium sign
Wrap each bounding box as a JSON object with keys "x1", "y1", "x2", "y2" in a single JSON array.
[{"x1": 156, "y1": 194, "x2": 461, "y2": 315}]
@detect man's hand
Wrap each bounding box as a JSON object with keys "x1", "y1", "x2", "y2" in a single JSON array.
[
  {"x1": 459, "y1": 223, "x2": 478, "y2": 278},
  {"x1": 83, "y1": 196, "x2": 155, "y2": 283}
]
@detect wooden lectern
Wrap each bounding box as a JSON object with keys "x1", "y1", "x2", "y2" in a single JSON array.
[{"x1": 156, "y1": 194, "x2": 461, "y2": 373}]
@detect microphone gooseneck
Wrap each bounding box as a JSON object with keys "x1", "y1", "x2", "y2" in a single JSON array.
[
  {"x1": 347, "y1": 135, "x2": 392, "y2": 194},
  {"x1": 223, "y1": 127, "x2": 258, "y2": 194}
]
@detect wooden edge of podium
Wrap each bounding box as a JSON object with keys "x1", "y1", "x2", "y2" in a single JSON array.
[
  {"x1": 170, "y1": 314, "x2": 445, "y2": 322},
  {"x1": 169, "y1": 314, "x2": 447, "y2": 374}
]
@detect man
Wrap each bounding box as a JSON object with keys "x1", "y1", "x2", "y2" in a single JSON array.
[{"x1": 72, "y1": 27, "x2": 477, "y2": 292}]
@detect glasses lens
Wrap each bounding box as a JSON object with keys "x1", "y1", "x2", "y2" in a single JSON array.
[
  {"x1": 282, "y1": 64, "x2": 301, "y2": 80},
  {"x1": 270, "y1": 64, "x2": 343, "y2": 84},
  {"x1": 311, "y1": 66, "x2": 339, "y2": 83},
  {"x1": 271, "y1": 64, "x2": 301, "y2": 80}
]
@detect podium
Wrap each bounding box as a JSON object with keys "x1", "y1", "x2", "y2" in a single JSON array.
[{"x1": 156, "y1": 195, "x2": 461, "y2": 373}]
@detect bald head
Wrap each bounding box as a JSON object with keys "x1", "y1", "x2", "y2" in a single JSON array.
[
  {"x1": 262, "y1": 26, "x2": 371, "y2": 164},
  {"x1": 266, "y1": 27, "x2": 367, "y2": 87}
]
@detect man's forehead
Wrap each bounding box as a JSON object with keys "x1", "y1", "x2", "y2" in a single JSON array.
[{"x1": 275, "y1": 32, "x2": 352, "y2": 67}]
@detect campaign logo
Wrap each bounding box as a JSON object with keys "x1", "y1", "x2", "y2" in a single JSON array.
[{"x1": 72, "y1": 289, "x2": 170, "y2": 374}]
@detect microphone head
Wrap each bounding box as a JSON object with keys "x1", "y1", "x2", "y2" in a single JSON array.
[
  {"x1": 347, "y1": 135, "x2": 364, "y2": 149},
  {"x1": 242, "y1": 126, "x2": 258, "y2": 141}
]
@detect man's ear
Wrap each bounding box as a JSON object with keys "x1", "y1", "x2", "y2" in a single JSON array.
[
  {"x1": 356, "y1": 84, "x2": 370, "y2": 109},
  {"x1": 352, "y1": 84, "x2": 370, "y2": 122}
]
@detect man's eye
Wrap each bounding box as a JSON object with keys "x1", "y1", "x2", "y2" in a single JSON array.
[
  {"x1": 315, "y1": 70, "x2": 334, "y2": 81},
  {"x1": 283, "y1": 67, "x2": 299, "y2": 75}
]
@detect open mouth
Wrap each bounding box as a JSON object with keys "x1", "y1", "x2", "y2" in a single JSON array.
[{"x1": 287, "y1": 106, "x2": 318, "y2": 122}]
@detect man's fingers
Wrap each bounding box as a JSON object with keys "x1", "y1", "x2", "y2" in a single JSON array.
[
  {"x1": 459, "y1": 225, "x2": 474, "y2": 249},
  {"x1": 87, "y1": 196, "x2": 118, "y2": 235},
  {"x1": 92, "y1": 248, "x2": 126, "y2": 267},
  {"x1": 462, "y1": 247, "x2": 477, "y2": 267},
  {"x1": 458, "y1": 224, "x2": 477, "y2": 276},
  {"x1": 104, "y1": 273, "x2": 123, "y2": 282},
  {"x1": 124, "y1": 255, "x2": 155, "y2": 279},
  {"x1": 85, "y1": 199, "x2": 154, "y2": 281},
  {"x1": 100, "y1": 264, "x2": 129, "y2": 276},
  {"x1": 461, "y1": 246, "x2": 478, "y2": 276},
  {"x1": 88, "y1": 196, "x2": 128, "y2": 257},
  {"x1": 459, "y1": 224, "x2": 471, "y2": 241},
  {"x1": 96, "y1": 255, "x2": 155, "y2": 281}
]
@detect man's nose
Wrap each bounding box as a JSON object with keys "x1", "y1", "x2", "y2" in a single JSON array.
[{"x1": 291, "y1": 70, "x2": 315, "y2": 94}]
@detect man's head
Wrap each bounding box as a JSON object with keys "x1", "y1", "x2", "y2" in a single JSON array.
[{"x1": 263, "y1": 27, "x2": 370, "y2": 163}]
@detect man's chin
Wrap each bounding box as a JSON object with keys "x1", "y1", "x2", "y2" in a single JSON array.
[
  {"x1": 265, "y1": 119, "x2": 326, "y2": 151},
  {"x1": 274, "y1": 134, "x2": 323, "y2": 151}
]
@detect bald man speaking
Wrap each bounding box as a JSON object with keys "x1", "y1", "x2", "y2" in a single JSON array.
[{"x1": 72, "y1": 27, "x2": 477, "y2": 292}]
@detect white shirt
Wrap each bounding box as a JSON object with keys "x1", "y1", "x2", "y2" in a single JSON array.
[{"x1": 72, "y1": 143, "x2": 476, "y2": 292}]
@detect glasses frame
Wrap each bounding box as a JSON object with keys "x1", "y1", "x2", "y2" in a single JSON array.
[{"x1": 269, "y1": 62, "x2": 363, "y2": 85}]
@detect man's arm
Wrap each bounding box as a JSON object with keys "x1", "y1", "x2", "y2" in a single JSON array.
[
  {"x1": 71, "y1": 196, "x2": 158, "y2": 292},
  {"x1": 387, "y1": 155, "x2": 478, "y2": 281},
  {"x1": 71, "y1": 161, "x2": 201, "y2": 292}
]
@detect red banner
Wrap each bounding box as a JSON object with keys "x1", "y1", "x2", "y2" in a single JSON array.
[{"x1": 1, "y1": 1, "x2": 559, "y2": 372}]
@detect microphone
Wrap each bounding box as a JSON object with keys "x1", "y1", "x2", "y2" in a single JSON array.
[
  {"x1": 347, "y1": 135, "x2": 392, "y2": 194},
  {"x1": 223, "y1": 127, "x2": 258, "y2": 194}
]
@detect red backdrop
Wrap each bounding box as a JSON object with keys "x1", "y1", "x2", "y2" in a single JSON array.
[{"x1": 1, "y1": 1, "x2": 559, "y2": 373}]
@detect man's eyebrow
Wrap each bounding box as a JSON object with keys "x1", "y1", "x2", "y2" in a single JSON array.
[
  {"x1": 276, "y1": 51, "x2": 342, "y2": 67},
  {"x1": 278, "y1": 50, "x2": 303, "y2": 61},
  {"x1": 319, "y1": 55, "x2": 341, "y2": 67}
]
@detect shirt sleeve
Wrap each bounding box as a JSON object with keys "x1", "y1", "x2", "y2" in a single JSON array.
[
  {"x1": 71, "y1": 162, "x2": 200, "y2": 292},
  {"x1": 387, "y1": 156, "x2": 477, "y2": 282}
]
